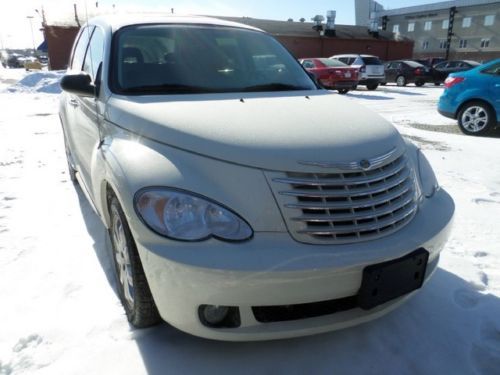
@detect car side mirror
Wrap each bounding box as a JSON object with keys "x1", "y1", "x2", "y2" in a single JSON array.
[{"x1": 60, "y1": 73, "x2": 95, "y2": 97}]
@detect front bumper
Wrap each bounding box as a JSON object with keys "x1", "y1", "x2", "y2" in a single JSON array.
[{"x1": 136, "y1": 189, "x2": 454, "y2": 341}]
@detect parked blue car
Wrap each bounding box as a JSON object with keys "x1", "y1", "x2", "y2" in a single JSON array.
[{"x1": 438, "y1": 59, "x2": 500, "y2": 136}]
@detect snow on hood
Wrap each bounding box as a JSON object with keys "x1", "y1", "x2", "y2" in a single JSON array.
[{"x1": 106, "y1": 90, "x2": 406, "y2": 171}]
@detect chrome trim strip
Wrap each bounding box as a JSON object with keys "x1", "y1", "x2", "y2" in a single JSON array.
[
  {"x1": 291, "y1": 196, "x2": 416, "y2": 222},
  {"x1": 279, "y1": 168, "x2": 411, "y2": 198},
  {"x1": 298, "y1": 147, "x2": 399, "y2": 171},
  {"x1": 285, "y1": 184, "x2": 413, "y2": 210},
  {"x1": 273, "y1": 157, "x2": 406, "y2": 186},
  {"x1": 297, "y1": 205, "x2": 417, "y2": 235}
]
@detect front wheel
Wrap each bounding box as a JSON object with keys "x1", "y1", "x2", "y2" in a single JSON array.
[
  {"x1": 108, "y1": 195, "x2": 161, "y2": 328},
  {"x1": 366, "y1": 83, "x2": 378, "y2": 90},
  {"x1": 337, "y1": 89, "x2": 349, "y2": 94},
  {"x1": 457, "y1": 101, "x2": 496, "y2": 136}
]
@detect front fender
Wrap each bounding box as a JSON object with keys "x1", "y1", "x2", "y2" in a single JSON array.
[{"x1": 95, "y1": 122, "x2": 287, "y2": 242}]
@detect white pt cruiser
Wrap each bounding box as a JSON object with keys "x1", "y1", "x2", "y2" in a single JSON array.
[{"x1": 59, "y1": 15, "x2": 454, "y2": 341}]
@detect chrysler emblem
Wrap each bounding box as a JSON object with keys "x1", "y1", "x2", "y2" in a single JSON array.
[{"x1": 359, "y1": 159, "x2": 371, "y2": 170}]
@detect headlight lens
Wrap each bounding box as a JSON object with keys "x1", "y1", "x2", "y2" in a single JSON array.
[
  {"x1": 417, "y1": 150, "x2": 439, "y2": 198},
  {"x1": 134, "y1": 189, "x2": 253, "y2": 241}
]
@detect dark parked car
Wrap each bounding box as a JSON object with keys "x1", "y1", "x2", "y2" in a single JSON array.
[
  {"x1": 300, "y1": 57, "x2": 358, "y2": 94},
  {"x1": 415, "y1": 57, "x2": 446, "y2": 68},
  {"x1": 382, "y1": 60, "x2": 432, "y2": 87},
  {"x1": 432, "y1": 60, "x2": 481, "y2": 84}
]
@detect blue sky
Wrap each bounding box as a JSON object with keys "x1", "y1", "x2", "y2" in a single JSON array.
[{"x1": 2, "y1": 0, "x2": 441, "y2": 48}]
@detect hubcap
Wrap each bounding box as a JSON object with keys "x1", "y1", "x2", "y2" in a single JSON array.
[
  {"x1": 462, "y1": 106, "x2": 488, "y2": 133},
  {"x1": 111, "y1": 211, "x2": 134, "y2": 308},
  {"x1": 397, "y1": 76, "x2": 405, "y2": 86}
]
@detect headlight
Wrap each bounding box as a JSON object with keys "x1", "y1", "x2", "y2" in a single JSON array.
[
  {"x1": 417, "y1": 149, "x2": 439, "y2": 198},
  {"x1": 134, "y1": 188, "x2": 253, "y2": 241}
]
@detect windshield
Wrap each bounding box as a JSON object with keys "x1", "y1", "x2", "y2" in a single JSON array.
[{"x1": 111, "y1": 24, "x2": 317, "y2": 94}]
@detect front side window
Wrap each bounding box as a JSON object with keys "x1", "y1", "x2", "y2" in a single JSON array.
[
  {"x1": 424, "y1": 21, "x2": 432, "y2": 31},
  {"x1": 111, "y1": 25, "x2": 317, "y2": 94},
  {"x1": 462, "y1": 17, "x2": 472, "y2": 28},
  {"x1": 408, "y1": 22, "x2": 415, "y2": 32}
]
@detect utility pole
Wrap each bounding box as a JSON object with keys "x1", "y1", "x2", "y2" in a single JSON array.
[
  {"x1": 445, "y1": 7, "x2": 456, "y2": 60},
  {"x1": 26, "y1": 16, "x2": 36, "y2": 56}
]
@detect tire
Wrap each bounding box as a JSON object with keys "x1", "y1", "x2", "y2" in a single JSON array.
[
  {"x1": 337, "y1": 89, "x2": 349, "y2": 94},
  {"x1": 396, "y1": 75, "x2": 406, "y2": 87},
  {"x1": 457, "y1": 101, "x2": 496, "y2": 136},
  {"x1": 366, "y1": 83, "x2": 378, "y2": 90},
  {"x1": 415, "y1": 80, "x2": 425, "y2": 87},
  {"x1": 108, "y1": 194, "x2": 161, "y2": 328}
]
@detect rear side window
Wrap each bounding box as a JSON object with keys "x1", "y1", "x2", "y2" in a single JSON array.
[
  {"x1": 71, "y1": 26, "x2": 94, "y2": 71},
  {"x1": 482, "y1": 63, "x2": 500, "y2": 75},
  {"x1": 362, "y1": 57, "x2": 382, "y2": 65}
]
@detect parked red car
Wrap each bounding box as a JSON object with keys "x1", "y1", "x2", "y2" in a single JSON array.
[{"x1": 299, "y1": 58, "x2": 359, "y2": 94}]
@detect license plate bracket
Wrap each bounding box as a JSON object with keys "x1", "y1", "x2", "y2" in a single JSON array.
[{"x1": 357, "y1": 248, "x2": 429, "y2": 310}]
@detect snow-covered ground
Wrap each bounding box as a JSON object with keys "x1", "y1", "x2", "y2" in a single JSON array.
[{"x1": 0, "y1": 71, "x2": 499, "y2": 375}]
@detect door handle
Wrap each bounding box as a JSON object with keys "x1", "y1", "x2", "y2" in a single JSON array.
[{"x1": 69, "y1": 98, "x2": 79, "y2": 107}]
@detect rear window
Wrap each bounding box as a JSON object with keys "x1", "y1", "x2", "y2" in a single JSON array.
[
  {"x1": 403, "y1": 60, "x2": 424, "y2": 68},
  {"x1": 361, "y1": 57, "x2": 382, "y2": 65},
  {"x1": 319, "y1": 58, "x2": 347, "y2": 67}
]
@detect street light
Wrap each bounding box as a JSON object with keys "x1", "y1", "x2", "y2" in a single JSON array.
[{"x1": 26, "y1": 16, "x2": 36, "y2": 56}]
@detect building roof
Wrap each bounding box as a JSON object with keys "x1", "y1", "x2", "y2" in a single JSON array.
[
  {"x1": 219, "y1": 17, "x2": 401, "y2": 40},
  {"x1": 376, "y1": 0, "x2": 500, "y2": 17}
]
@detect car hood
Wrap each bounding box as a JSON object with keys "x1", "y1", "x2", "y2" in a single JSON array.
[{"x1": 105, "y1": 91, "x2": 406, "y2": 172}]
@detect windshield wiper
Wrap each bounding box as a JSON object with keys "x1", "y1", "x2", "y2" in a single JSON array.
[
  {"x1": 241, "y1": 83, "x2": 309, "y2": 92},
  {"x1": 121, "y1": 83, "x2": 215, "y2": 94}
]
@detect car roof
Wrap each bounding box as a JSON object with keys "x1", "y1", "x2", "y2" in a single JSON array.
[{"x1": 87, "y1": 14, "x2": 263, "y2": 33}]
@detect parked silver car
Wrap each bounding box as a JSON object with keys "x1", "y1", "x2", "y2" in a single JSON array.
[
  {"x1": 59, "y1": 15, "x2": 454, "y2": 341},
  {"x1": 330, "y1": 54, "x2": 386, "y2": 90}
]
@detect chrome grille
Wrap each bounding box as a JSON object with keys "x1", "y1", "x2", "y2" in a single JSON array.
[{"x1": 267, "y1": 153, "x2": 418, "y2": 244}]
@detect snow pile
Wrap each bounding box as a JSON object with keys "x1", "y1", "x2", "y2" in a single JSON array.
[{"x1": 6, "y1": 71, "x2": 65, "y2": 94}]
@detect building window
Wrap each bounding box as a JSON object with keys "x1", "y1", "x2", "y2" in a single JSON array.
[
  {"x1": 393, "y1": 24, "x2": 399, "y2": 33},
  {"x1": 442, "y1": 19, "x2": 449, "y2": 29},
  {"x1": 424, "y1": 21, "x2": 432, "y2": 30},
  {"x1": 408, "y1": 22, "x2": 415, "y2": 32},
  {"x1": 439, "y1": 40, "x2": 447, "y2": 49},
  {"x1": 480, "y1": 38, "x2": 490, "y2": 48},
  {"x1": 459, "y1": 39, "x2": 468, "y2": 48},
  {"x1": 462, "y1": 17, "x2": 471, "y2": 28},
  {"x1": 484, "y1": 15, "x2": 495, "y2": 26},
  {"x1": 422, "y1": 40, "x2": 429, "y2": 50}
]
